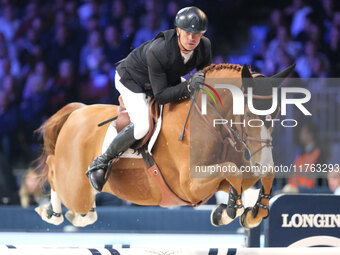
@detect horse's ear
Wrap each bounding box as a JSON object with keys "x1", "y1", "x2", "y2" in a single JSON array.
[
  {"x1": 270, "y1": 64, "x2": 296, "y2": 87},
  {"x1": 242, "y1": 64, "x2": 255, "y2": 90}
]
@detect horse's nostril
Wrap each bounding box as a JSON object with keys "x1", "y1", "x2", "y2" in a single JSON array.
[{"x1": 244, "y1": 149, "x2": 251, "y2": 161}]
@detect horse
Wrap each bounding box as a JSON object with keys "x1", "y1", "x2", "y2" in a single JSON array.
[{"x1": 34, "y1": 63, "x2": 294, "y2": 229}]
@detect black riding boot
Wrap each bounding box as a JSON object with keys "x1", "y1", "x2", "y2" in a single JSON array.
[{"x1": 86, "y1": 123, "x2": 137, "y2": 191}]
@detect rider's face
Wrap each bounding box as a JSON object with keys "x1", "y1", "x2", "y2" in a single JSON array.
[{"x1": 177, "y1": 28, "x2": 203, "y2": 52}]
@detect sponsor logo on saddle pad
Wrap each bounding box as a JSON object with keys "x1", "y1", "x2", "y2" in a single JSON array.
[{"x1": 281, "y1": 213, "x2": 340, "y2": 228}]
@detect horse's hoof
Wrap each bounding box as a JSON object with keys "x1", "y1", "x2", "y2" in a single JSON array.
[
  {"x1": 65, "y1": 209, "x2": 97, "y2": 227},
  {"x1": 240, "y1": 207, "x2": 261, "y2": 229},
  {"x1": 224, "y1": 206, "x2": 244, "y2": 225},
  {"x1": 35, "y1": 206, "x2": 64, "y2": 225},
  {"x1": 211, "y1": 204, "x2": 244, "y2": 227},
  {"x1": 210, "y1": 204, "x2": 228, "y2": 227}
]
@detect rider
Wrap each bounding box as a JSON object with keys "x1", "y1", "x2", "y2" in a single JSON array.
[{"x1": 86, "y1": 6, "x2": 212, "y2": 192}]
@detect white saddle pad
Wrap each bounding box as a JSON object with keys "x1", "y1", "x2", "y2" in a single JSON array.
[{"x1": 101, "y1": 106, "x2": 163, "y2": 158}]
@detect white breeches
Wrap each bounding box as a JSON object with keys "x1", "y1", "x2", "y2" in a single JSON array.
[{"x1": 115, "y1": 71, "x2": 149, "y2": 140}]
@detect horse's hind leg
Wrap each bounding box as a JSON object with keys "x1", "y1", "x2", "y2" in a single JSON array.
[
  {"x1": 35, "y1": 190, "x2": 64, "y2": 225},
  {"x1": 35, "y1": 154, "x2": 64, "y2": 225},
  {"x1": 65, "y1": 201, "x2": 97, "y2": 227}
]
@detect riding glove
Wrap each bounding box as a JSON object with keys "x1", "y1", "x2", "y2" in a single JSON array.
[{"x1": 188, "y1": 71, "x2": 205, "y2": 92}]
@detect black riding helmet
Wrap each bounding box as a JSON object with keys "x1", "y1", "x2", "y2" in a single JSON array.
[{"x1": 174, "y1": 6, "x2": 208, "y2": 34}]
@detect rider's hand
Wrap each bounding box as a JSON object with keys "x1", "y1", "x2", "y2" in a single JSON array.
[{"x1": 188, "y1": 71, "x2": 205, "y2": 92}]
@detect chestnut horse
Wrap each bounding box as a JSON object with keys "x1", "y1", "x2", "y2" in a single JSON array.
[{"x1": 35, "y1": 63, "x2": 294, "y2": 229}]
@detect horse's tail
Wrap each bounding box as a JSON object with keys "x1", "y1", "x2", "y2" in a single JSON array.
[{"x1": 35, "y1": 102, "x2": 85, "y2": 187}]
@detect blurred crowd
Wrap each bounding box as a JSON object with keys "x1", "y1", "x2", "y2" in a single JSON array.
[
  {"x1": 247, "y1": 0, "x2": 340, "y2": 78},
  {"x1": 0, "y1": 0, "x2": 339, "y2": 205}
]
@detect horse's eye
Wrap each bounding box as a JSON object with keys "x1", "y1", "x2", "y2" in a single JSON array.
[{"x1": 247, "y1": 112, "x2": 252, "y2": 118}]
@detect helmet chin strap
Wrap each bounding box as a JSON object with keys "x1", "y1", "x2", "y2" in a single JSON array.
[{"x1": 177, "y1": 32, "x2": 192, "y2": 53}]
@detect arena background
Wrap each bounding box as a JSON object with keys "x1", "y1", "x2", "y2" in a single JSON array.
[{"x1": 0, "y1": 0, "x2": 339, "y2": 253}]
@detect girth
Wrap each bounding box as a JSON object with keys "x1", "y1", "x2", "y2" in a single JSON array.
[{"x1": 140, "y1": 148, "x2": 214, "y2": 207}]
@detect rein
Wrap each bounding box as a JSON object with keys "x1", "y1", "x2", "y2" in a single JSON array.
[{"x1": 244, "y1": 94, "x2": 273, "y2": 100}]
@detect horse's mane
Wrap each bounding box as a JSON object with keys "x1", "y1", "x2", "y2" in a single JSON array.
[{"x1": 203, "y1": 63, "x2": 243, "y2": 74}]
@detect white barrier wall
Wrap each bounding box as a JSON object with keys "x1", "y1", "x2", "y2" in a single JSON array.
[{"x1": 1, "y1": 246, "x2": 340, "y2": 255}]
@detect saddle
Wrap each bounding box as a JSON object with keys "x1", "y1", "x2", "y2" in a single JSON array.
[
  {"x1": 116, "y1": 95, "x2": 160, "y2": 149},
  {"x1": 110, "y1": 96, "x2": 213, "y2": 207},
  {"x1": 112, "y1": 96, "x2": 211, "y2": 206}
]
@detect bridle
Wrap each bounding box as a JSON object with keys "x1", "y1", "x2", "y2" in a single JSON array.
[
  {"x1": 195, "y1": 82, "x2": 274, "y2": 163},
  {"x1": 237, "y1": 92, "x2": 275, "y2": 159}
]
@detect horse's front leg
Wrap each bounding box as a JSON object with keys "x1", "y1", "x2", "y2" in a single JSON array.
[
  {"x1": 211, "y1": 166, "x2": 244, "y2": 227},
  {"x1": 240, "y1": 175, "x2": 273, "y2": 229}
]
